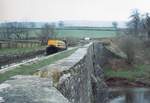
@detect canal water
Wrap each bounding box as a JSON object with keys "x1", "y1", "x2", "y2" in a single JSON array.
[{"x1": 108, "y1": 88, "x2": 150, "y2": 103}]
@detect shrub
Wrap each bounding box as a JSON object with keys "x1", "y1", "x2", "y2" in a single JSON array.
[
  {"x1": 65, "y1": 37, "x2": 80, "y2": 47},
  {"x1": 118, "y1": 36, "x2": 137, "y2": 65}
]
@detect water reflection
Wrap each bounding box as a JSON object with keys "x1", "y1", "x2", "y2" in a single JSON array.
[{"x1": 108, "y1": 88, "x2": 150, "y2": 103}]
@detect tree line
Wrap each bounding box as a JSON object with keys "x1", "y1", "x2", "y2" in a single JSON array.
[
  {"x1": 126, "y1": 9, "x2": 150, "y2": 39},
  {"x1": 0, "y1": 22, "x2": 30, "y2": 40},
  {"x1": 0, "y1": 21, "x2": 63, "y2": 41}
]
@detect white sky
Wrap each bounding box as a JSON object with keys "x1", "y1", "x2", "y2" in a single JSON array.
[{"x1": 0, "y1": 0, "x2": 149, "y2": 22}]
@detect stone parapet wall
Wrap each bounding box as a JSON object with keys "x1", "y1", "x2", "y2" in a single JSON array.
[
  {"x1": 0, "y1": 75, "x2": 70, "y2": 103},
  {"x1": 35, "y1": 42, "x2": 108, "y2": 103}
]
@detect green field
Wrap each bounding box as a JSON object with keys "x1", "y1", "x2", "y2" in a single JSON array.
[
  {"x1": 25, "y1": 27, "x2": 117, "y2": 39},
  {"x1": 56, "y1": 29, "x2": 116, "y2": 38}
]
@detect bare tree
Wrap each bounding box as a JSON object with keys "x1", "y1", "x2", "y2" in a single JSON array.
[
  {"x1": 112, "y1": 21, "x2": 118, "y2": 35},
  {"x1": 0, "y1": 22, "x2": 28, "y2": 40},
  {"x1": 112, "y1": 21, "x2": 118, "y2": 29},
  {"x1": 143, "y1": 13, "x2": 150, "y2": 39},
  {"x1": 127, "y1": 9, "x2": 141, "y2": 36},
  {"x1": 39, "y1": 23, "x2": 56, "y2": 45},
  {"x1": 58, "y1": 21, "x2": 64, "y2": 28}
]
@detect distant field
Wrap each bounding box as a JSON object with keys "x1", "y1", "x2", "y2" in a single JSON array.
[
  {"x1": 56, "y1": 29, "x2": 116, "y2": 38},
  {"x1": 57, "y1": 26, "x2": 115, "y2": 30},
  {"x1": 26, "y1": 27, "x2": 117, "y2": 38}
]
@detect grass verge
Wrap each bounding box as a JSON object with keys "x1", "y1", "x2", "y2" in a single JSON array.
[
  {"x1": 0, "y1": 48, "x2": 77, "y2": 83},
  {"x1": 0, "y1": 46, "x2": 46, "y2": 55}
]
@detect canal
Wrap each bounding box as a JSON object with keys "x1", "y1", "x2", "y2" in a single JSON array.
[{"x1": 108, "y1": 88, "x2": 150, "y2": 103}]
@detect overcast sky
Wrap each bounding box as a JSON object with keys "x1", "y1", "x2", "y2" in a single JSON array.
[{"x1": 0, "y1": 0, "x2": 149, "y2": 22}]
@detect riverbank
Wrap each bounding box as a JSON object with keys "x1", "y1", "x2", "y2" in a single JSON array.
[
  {"x1": 104, "y1": 64, "x2": 150, "y2": 88},
  {"x1": 103, "y1": 37, "x2": 150, "y2": 88}
]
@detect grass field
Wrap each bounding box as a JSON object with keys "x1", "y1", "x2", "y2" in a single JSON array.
[
  {"x1": 56, "y1": 29, "x2": 116, "y2": 38},
  {"x1": 0, "y1": 48, "x2": 77, "y2": 83},
  {"x1": 13, "y1": 27, "x2": 117, "y2": 39}
]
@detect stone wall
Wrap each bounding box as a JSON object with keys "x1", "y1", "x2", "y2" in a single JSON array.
[
  {"x1": 0, "y1": 42, "x2": 108, "y2": 103},
  {"x1": 0, "y1": 75, "x2": 70, "y2": 103},
  {"x1": 34, "y1": 42, "x2": 108, "y2": 103}
]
